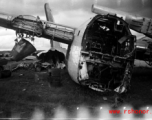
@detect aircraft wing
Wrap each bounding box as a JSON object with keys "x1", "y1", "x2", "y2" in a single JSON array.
[
  {"x1": 0, "y1": 12, "x2": 76, "y2": 45},
  {"x1": 136, "y1": 36, "x2": 152, "y2": 58},
  {"x1": 133, "y1": 35, "x2": 152, "y2": 67}
]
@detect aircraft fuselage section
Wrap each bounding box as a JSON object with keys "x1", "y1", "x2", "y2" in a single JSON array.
[
  {"x1": 67, "y1": 17, "x2": 94, "y2": 83},
  {"x1": 68, "y1": 14, "x2": 135, "y2": 93}
]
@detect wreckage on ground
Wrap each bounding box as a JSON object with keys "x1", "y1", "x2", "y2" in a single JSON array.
[
  {"x1": 35, "y1": 49, "x2": 66, "y2": 72},
  {"x1": 0, "y1": 3, "x2": 152, "y2": 94}
]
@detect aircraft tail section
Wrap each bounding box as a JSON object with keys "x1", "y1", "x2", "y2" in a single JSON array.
[
  {"x1": 44, "y1": 3, "x2": 54, "y2": 22},
  {"x1": 44, "y1": 3, "x2": 67, "y2": 55},
  {"x1": 44, "y1": 3, "x2": 54, "y2": 48}
]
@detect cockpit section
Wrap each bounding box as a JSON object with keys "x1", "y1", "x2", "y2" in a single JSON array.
[{"x1": 79, "y1": 15, "x2": 136, "y2": 93}]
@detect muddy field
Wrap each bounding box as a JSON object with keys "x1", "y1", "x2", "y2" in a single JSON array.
[{"x1": 0, "y1": 66, "x2": 152, "y2": 119}]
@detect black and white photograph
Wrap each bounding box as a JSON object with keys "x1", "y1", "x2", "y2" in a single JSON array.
[{"x1": 0, "y1": 0, "x2": 152, "y2": 119}]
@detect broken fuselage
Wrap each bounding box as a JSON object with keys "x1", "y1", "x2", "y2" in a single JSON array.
[
  {"x1": 67, "y1": 14, "x2": 135, "y2": 93},
  {"x1": 0, "y1": 7, "x2": 136, "y2": 93}
]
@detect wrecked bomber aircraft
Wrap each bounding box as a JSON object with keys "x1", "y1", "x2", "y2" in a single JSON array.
[{"x1": 0, "y1": 3, "x2": 152, "y2": 94}]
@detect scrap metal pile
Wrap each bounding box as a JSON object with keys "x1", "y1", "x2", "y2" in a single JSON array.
[{"x1": 9, "y1": 49, "x2": 65, "y2": 72}]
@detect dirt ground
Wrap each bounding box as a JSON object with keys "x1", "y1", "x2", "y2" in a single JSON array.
[{"x1": 0, "y1": 66, "x2": 152, "y2": 119}]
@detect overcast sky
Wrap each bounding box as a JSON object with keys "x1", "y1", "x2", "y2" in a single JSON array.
[{"x1": 0, "y1": 0, "x2": 152, "y2": 50}]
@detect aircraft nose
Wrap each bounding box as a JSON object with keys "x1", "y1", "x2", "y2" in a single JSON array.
[{"x1": 0, "y1": 13, "x2": 13, "y2": 29}]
